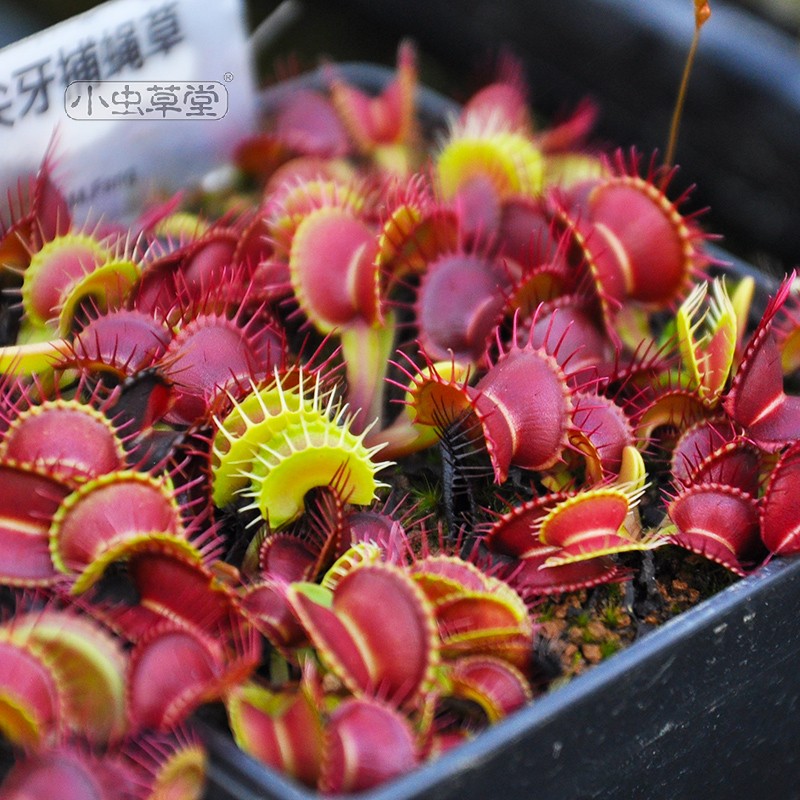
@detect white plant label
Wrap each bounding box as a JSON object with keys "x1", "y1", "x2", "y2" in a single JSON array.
[{"x1": 0, "y1": 0, "x2": 256, "y2": 225}]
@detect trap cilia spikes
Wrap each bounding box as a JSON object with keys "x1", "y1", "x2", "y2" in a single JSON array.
[
  {"x1": 374, "y1": 353, "x2": 474, "y2": 458},
  {"x1": 210, "y1": 365, "x2": 339, "y2": 508},
  {"x1": 18, "y1": 228, "x2": 140, "y2": 336},
  {"x1": 0, "y1": 372, "x2": 133, "y2": 487},
  {"x1": 668, "y1": 416, "x2": 745, "y2": 489},
  {"x1": 675, "y1": 276, "x2": 737, "y2": 405},
  {"x1": 0, "y1": 140, "x2": 71, "y2": 280},
  {"x1": 231, "y1": 381, "x2": 392, "y2": 529},
  {"x1": 212, "y1": 360, "x2": 388, "y2": 528},
  {"x1": 121, "y1": 726, "x2": 208, "y2": 800},
  {"x1": 372, "y1": 171, "x2": 459, "y2": 288},
  {"x1": 473, "y1": 311, "x2": 574, "y2": 483},
  {"x1": 319, "y1": 540, "x2": 384, "y2": 592},
  {"x1": 483, "y1": 445, "x2": 660, "y2": 577}
]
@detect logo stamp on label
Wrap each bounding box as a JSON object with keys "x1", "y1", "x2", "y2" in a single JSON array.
[{"x1": 65, "y1": 80, "x2": 228, "y2": 120}]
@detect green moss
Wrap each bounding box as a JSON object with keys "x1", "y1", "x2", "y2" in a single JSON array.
[
  {"x1": 600, "y1": 604, "x2": 624, "y2": 628},
  {"x1": 599, "y1": 640, "x2": 621, "y2": 659},
  {"x1": 581, "y1": 628, "x2": 596, "y2": 644},
  {"x1": 409, "y1": 477, "x2": 442, "y2": 517},
  {"x1": 537, "y1": 604, "x2": 557, "y2": 622},
  {"x1": 573, "y1": 612, "x2": 591, "y2": 628}
]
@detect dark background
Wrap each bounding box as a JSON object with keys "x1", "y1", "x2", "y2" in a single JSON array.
[{"x1": 3, "y1": 0, "x2": 800, "y2": 272}]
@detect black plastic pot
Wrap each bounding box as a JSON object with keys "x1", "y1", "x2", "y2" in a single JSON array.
[
  {"x1": 196, "y1": 56, "x2": 800, "y2": 794},
  {"x1": 195, "y1": 6, "x2": 800, "y2": 786}
]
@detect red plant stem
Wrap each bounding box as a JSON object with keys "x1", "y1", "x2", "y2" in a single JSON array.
[{"x1": 664, "y1": 2, "x2": 711, "y2": 174}]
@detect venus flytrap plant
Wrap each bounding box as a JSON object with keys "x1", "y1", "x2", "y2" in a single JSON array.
[
  {"x1": 655, "y1": 275, "x2": 800, "y2": 574},
  {"x1": 5, "y1": 9, "x2": 800, "y2": 794},
  {"x1": 240, "y1": 410, "x2": 391, "y2": 529},
  {"x1": 123, "y1": 728, "x2": 209, "y2": 800},
  {"x1": 256, "y1": 171, "x2": 402, "y2": 436},
  {"x1": 126, "y1": 617, "x2": 258, "y2": 733},
  {"x1": 131, "y1": 218, "x2": 244, "y2": 317},
  {"x1": 69, "y1": 307, "x2": 173, "y2": 378},
  {"x1": 760, "y1": 440, "x2": 800, "y2": 556},
  {"x1": 0, "y1": 631, "x2": 64, "y2": 750},
  {"x1": 373, "y1": 355, "x2": 474, "y2": 458},
  {"x1": 0, "y1": 744, "x2": 139, "y2": 800},
  {"x1": 373, "y1": 173, "x2": 459, "y2": 291},
  {"x1": 287, "y1": 555, "x2": 440, "y2": 710},
  {"x1": 224, "y1": 531, "x2": 536, "y2": 793},
  {"x1": 413, "y1": 246, "x2": 511, "y2": 364},
  {"x1": 0, "y1": 603, "x2": 205, "y2": 797},
  {"x1": 566, "y1": 392, "x2": 637, "y2": 484},
  {"x1": 381, "y1": 314, "x2": 580, "y2": 489},
  {"x1": 211, "y1": 367, "x2": 336, "y2": 508},
  {"x1": 675, "y1": 277, "x2": 737, "y2": 405},
  {"x1": 284, "y1": 185, "x2": 395, "y2": 433},
  {"x1": 228, "y1": 669, "x2": 421, "y2": 796},
  {"x1": 534, "y1": 479, "x2": 660, "y2": 569},
  {"x1": 213, "y1": 367, "x2": 392, "y2": 529},
  {"x1": 482, "y1": 445, "x2": 658, "y2": 594},
  {"x1": 18, "y1": 230, "x2": 141, "y2": 341},
  {"x1": 225, "y1": 666, "x2": 327, "y2": 790},
  {"x1": 434, "y1": 96, "x2": 545, "y2": 241},
  {"x1": 768, "y1": 275, "x2": 800, "y2": 378},
  {"x1": 157, "y1": 304, "x2": 285, "y2": 427},
  {"x1": 48, "y1": 467, "x2": 223, "y2": 595},
  {"x1": 3, "y1": 608, "x2": 128, "y2": 744},
  {"x1": 664, "y1": 481, "x2": 765, "y2": 575},
  {"x1": 0, "y1": 147, "x2": 71, "y2": 281},
  {"x1": 723, "y1": 273, "x2": 800, "y2": 450},
  {"x1": 0, "y1": 387, "x2": 129, "y2": 487},
  {"x1": 0, "y1": 458, "x2": 72, "y2": 587},
  {"x1": 328, "y1": 40, "x2": 421, "y2": 177},
  {"x1": 0, "y1": 230, "x2": 142, "y2": 378},
  {"x1": 0, "y1": 713, "x2": 207, "y2": 800}
]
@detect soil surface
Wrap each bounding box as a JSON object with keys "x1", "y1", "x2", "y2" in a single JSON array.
[{"x1": 531, "y1": 550, "x2": 738, "y2": 688}]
